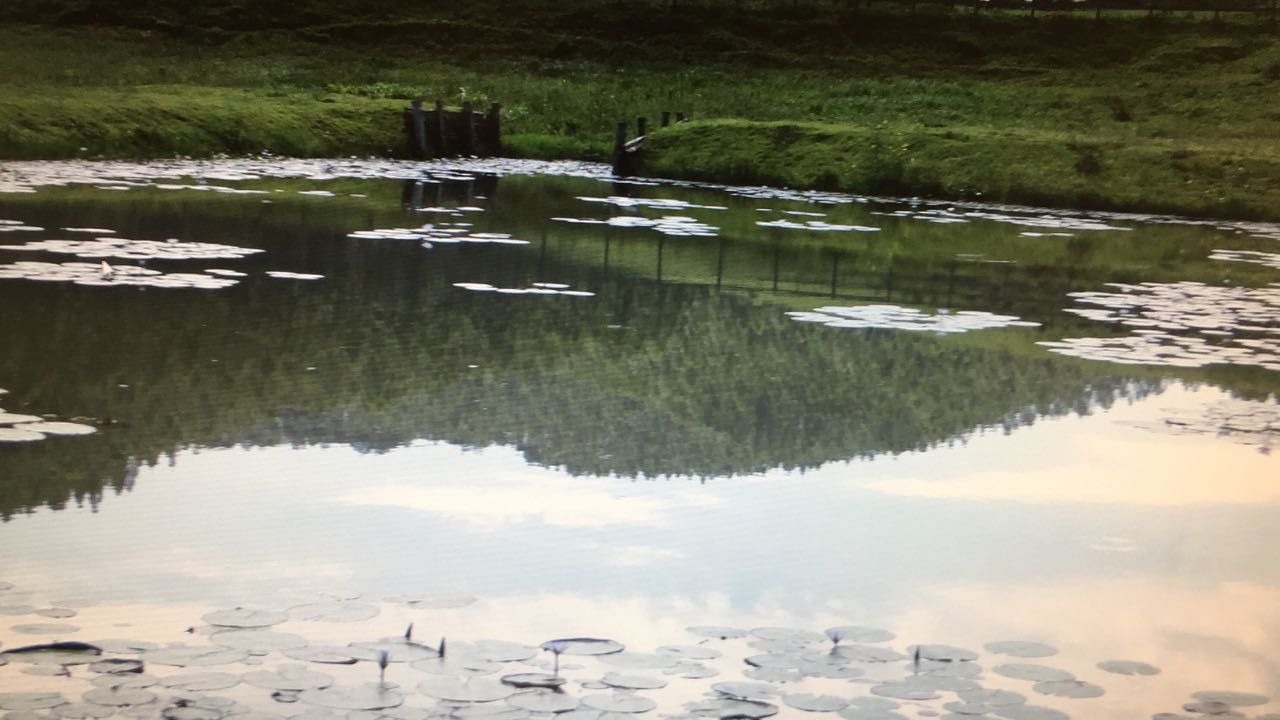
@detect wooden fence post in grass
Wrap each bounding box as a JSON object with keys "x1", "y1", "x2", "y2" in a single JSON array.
[
  {"x1": 661, "y1": 111, "x2": 671, "y2": 127},
  {"x1": 487, "y1": 102, "x2": 501, "y2": 154},
  {"x1": 461, "y1": 101, "x2": 476, "y2": 156},
  {"x1": 676, "y1": 112, "x2": 686, "y2": 122},
  {"x1": 637, "y1": 116, "x2": 647, "y2": 137},
  {"x1": 410, "y1": 100, "x2": 428, "y2": 158},
  {"x1": 434, "y1": 100, "x2": 447, "y2": 157}
]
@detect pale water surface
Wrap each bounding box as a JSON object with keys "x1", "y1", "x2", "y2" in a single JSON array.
[{"x1": 0, "y1": 159, "x2": 1278, "y2": 720}]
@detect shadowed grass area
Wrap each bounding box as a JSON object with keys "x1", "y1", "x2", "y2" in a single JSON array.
[{"x1": 1, "y1": 2, "x2": 1279, "y2": 218}]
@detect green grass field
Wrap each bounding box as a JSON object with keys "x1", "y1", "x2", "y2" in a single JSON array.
[{"x1": 1, "y1": 0, "x2": 1278, "y2": 218}]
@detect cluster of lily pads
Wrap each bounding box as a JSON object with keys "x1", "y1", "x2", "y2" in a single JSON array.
[
  {"x1": 0, "y1": 393, "x2": 97, "y2": 443},
  {"x1": 788, "y1": 305, "x2": 1041, "y2": 334},
  {"x1": 755, "y1": 220, "x2": 878, "y2": 233},
  {"x1": 576, "y1": 196, "x2": 727, "y2": 212},
  {"x1": 0, "y1": 219, "x2": 43, "y2": 232},
  {"x1": 451, "y1": 282, "x2": 594, "y2": 297},
  {"x1": 1210, "y1": 248, "x2": 1280, "y2": 272},
  {"x1": 0, "y1": 261, "x2": 242, "y2": 289},
  {"x1": 552, "y1": 215, "x2": 718, "y2": 237},
  {"x1": 0, "y1": 237, "x2": 266, "y2": 262},
  {"x1": 1040, "y1": 281, "x2": 1280, "y2": 370},
  {"x1": 347, "y1": 225, "x2": 529, "y2": 248},
  {"x1": 1125, "y1": 398, "x2": 1280, "y2": 452}
]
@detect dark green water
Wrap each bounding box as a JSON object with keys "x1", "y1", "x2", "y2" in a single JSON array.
[{"x1": 0, "y1": 159, "x2": 1277, "y2": 719}]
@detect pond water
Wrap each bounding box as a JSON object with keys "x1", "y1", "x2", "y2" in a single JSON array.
[{"x1": 0, "y1": 159, "x2": 1278, "y2": 720}]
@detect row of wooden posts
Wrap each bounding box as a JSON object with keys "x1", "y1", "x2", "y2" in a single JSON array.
[
  {"x1": 403, "y1": 100, "x2": 502, "y2": 159},
  {"x1": 612, "y1": 111, "x2": 690, "y2": 175}
]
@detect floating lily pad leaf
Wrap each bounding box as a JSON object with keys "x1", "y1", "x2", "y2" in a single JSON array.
[
  {"x1": 1, "y1": 641, "x2": 101, "y2": 664},
  {"x1": 0, "y1": 412, "x2": 44, "y2": 424},
  {"x1": 783, "y1": 694, "x2": 849, "y2": 712},
  {"x1": 144, "y1": 645, "x2": 248, "y2": 667},
  {"x1": 844, "y1": 698, "x2": 900, "y2": 712},
  {"x1": 211, "y1": 630, "x2": 307, "y2": 652},
  {"x1": 472, "y1": 640, "x2": 537, "y2": 663},
  {"x1": 0, "y1": 428, "x2": 44, "y2": 442},
  {"x1": 506, "y1": 690, "x2": 579, "y2": 713},
  {"x1": 911, "y1": 675, "x2": 982, "y2": 693},
  {"x1": 416, "y1": 676, "x2": 513, "y2": 703},
  {"x1": 299, "y1": 684, "x2": 403, "y2": 711},
  {"x1": 751, "y1": 628, "x2": 826, "y2": 645},
  {"x1": 993, "y1": 665, "x2": 1075, "y2": 683},
  {"x1": 944, "y1": 701, "x2": 998, "y2": 716},
  {"x1": 1031, "y1": 680, "x2": 1103, "y2": 699},
  {"x1": 744, "y1": 667, "x2": 803, "y2": 683},
  {"x1": 687, "y1": 698, "x2": 778, "y2": 718},
  {"x1": 984, "y1": 642, "x2": 1057, "y2": 659},
  {"x1": 409, "y1": 653, "x2": 500, "y2": 676},
  {"x1": 825, "y1": 627, "x2": 895, "y2": 644},
  {"x1": 656, "y1": 645, "x2": 721, "y2": 661},
  {"x1": 870, "y1": 682, "x2": 940, "y2": 701},
  {"x1": 1096, "y1": 660, "x2": 1159, "y2": 676},
  {"x1": 243, "y1": 664, "x2": 333, "y2": 690},
  {"x1": 162, "y1": 706, "x2": 224, "y2": 720},
  {"x1": 914, "y1": 659, "x2": 983, "y2": 678},
  {"x1": 0, "y1": 693, "x2": 68, "y2": 711},
  {"x1": 686, "y1": 626, "x2": 748, "y2": 640},
  {"x1": 580, "y1": 694, "x2": 656, "y2": 714},
  {"x1": 286, "y1": 602, "x2": 378, "y2": 623},
  {"x1": 798, "y1": 660, "x2": 863, "y2": 680},
  {"x1": 36, "y1": 608, "x2": 78, "y2": 619},
  {"x1": 601, "y1": 673, "x2": 667, "y2": 691},
  {"x1": 500, "y1": 673, "x2": 565, "y2": 690},
  {"x1": 273, "y1": 689, "x2": 301, "y2": 703},
  {"x1": 449, "y1": 706, "x2": 529, "y2": 720},
  {"x1": 89, "y1": 658, "x2": 144, "y2": 674},
  {"x1": 0, "y1": 605, "x2": 37, "y2": 615},
  {"x1": 712, "y1": 682, "x2": 776, "y2": 701},
  {"x1": 81, "y1": 687, "x2": 157, "y2": 707},
  {"x1": 541, "y1": 638, "x2": 624, "y2": 656},
  {"x1": 957, "y1": 689, "x2": 1025, "y2": 708},
  {"x1": 204, "y1": 269, "x2": 247, "y2": 278},
  {"x1": 910, "y1": 645, "x2": 979, "y2": 663},
  {"x1": 282, "y1": 646, "x2": 358, "y2": 665},
  {"x1": 393, "y1": 593, "x2": 477, "y2": 609},
  {"x1": 744, "y1": 653, "x2": 804, "y2": 669},
  {"x1": 15, "y1": 422, "x2": 96, "y2": 437},
  {"x1": 1183, "y1": 703, "x2": 1243, "y2": 717},
  {"x1": 348, "y1": 639, "x2": 437, "y2": 664},
  {"x1": 12, "y1": 622, "x2": 79, "y2": 635},
  {"x1": 833, "y1": 645, "x2": 905, "y2": 663},
  {"x1": 265, "y1": 272, "x2": 324, "y2": 280},
  {"x1": 53, "y1": 702, "x2": 117, "y2": 719},
  {"x1": 664, "y1": 662, "x2": 718, "y2": 679},
  {"x1": 96, "y1": 639, "x2": 160, "y2": 654},
  {"x1": 1190, "y1": 691, "x2": 1269, "y2": 707},
  {"x1": 160, "y1": 672, "x2": 241, "y2": 691},
  {"x1": 21, "y1": 664, "x2": 69, "y2": 677},
  {"x1": 836, "y1": 708, "x2": 907, "y2": 720},
  {"x1": 991, "y1": 705, "x2": 1070, "y2": 720},
  {"x1": 90, "y1": 673, "x2": 157, "y2": 690},
  {"x1": 203, "y1": 609, "x2": 289, "y2": 628}
]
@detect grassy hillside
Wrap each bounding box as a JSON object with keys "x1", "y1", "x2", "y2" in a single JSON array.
[{"x1": 1, "y1": 1, "x2": 1278, "y2": 217}]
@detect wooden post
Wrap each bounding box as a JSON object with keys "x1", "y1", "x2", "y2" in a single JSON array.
[
  {"x1": 715, "y1": 237, "x2": 725, "y2": 290},
  {"x1": 461, "y1": 101, "x2": 476, "y2": 156},
  {"x1": 409, "y1": 100, "x2": 428, "y2": 158},
  {"x1": 661, "y1": 111, "x2": 671, "y2": 127},
  {"x1": 1095, "y1": 1, "x2": 1102, "y2": 21},
  {"x1": 637, "y1": 116, "x2": 647, "y2": 137},
  {"x1": 486, "y1": 102, "x2": 501, "y2": 154},
  {"x1": 676, "y1": 112, "x2": 686, "y2": 122},
  {"x1": 612, "y1": 121, "x2": 627, "y2": 174},
  {"x1": 656, "y1": 235, "x2": 665, "y2": 282},
  {"x1": 434, "y1": 100, "x2": 447, "y2": 157}
]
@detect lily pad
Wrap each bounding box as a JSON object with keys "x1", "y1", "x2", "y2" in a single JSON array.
[
  {"x1": 656, "y1": 645, "x2": 721, "y2": 660},
  {"x1": 298, "y1": 684, "x2": 404, "y2": 711},
  {"x1": 243, "y1": 664, "x2": 334, "y2": 690},
  {"x1": 90, "y1": 673, "x2": 156, "y2": 690},
  {"x1": 81, "y1": 687, "x2": 156, "y2": 706},
  {"x1": 1189, "y1": 691, "x2": 1269, "y2": 707},
  {"x1": 991, "y1": 705, "x2": 1070, "y2": 720},
  {"x1": 712, "y1": 682, "x2": 776, "y2": 701},
  {"x1": 744, "y1": 667, "x2": 803, "y2": 683},
  {"x1": 1096, "y1": 660, "x2": 1159, "y2": 676},
  {"x1": 12, "y1": 622, "x2": 79, "y2": 635},
  {"x1": 1, "y1": 641, "x2": 101, "y2": 664},
  {"x1": 203, "y1": 609, "x2": 289, "y2": 629},
  {"x1": 0, "y1": 412, "x2": 43, "y2": 424},
  {"x1": 870, "y1": 682, "x2": 940, "y2": 701},
  {"x1": 144, "y1": 645, "x2": 248, "y2": 667},
  {"x1": 472, "y1": 640, "x2": 537, "y2": 663},
  {"x1": 349, "y1": 639, "x2": 438, "y2": 663},
  {"x1": 159, "y1": 672, "x2": 241, "y2": 691},
  {"x1": 282, "y1": 646, "x2": 359, "y2": 665},
  {"x1": 1031, "y1": 680, "x2": 1104, "y2": 699},
  {"x1": 993, "y1": 664, "x2": 1075, "y2": 683},
  {"x1": 833, "y1": 645, "x2": 905, "y2": 663},
  {"x1": 825, "y1": 626, "x2": 895, "y2": 644},
  {"x1": 12, "y1": 422, "x2": 96, "y2": 436},
  {"x1": 686, "y1": 626, "x2": 748, "y2": 640},
  {"x1": 0, "y1": 693, "x2": 68, "y2": 711},
  {"x1": 836, "y1": 708, "x2": 907, "y2": 720},
  {"x1": 911, "y1": 645, "x2": 979, "y2": 663},
  {"x1": 500, "y1": 673, "x2": 565, "y2": 690},
  {"x1": 957, "y1": 689, "x2": 1026, "y2": 707},
  {"x1": 687, "y1": 698, "x2": 778, "y2": 718},
  {"x1": 210, "y1": 630, "x2": 307, "y2": 652},
  {"x1": 580, "y1": 694, "x2": 656, "y2": 714},
  {"x1": 540, "y1": 638, "x2": 624, "y2": 656},
  {"x1": 36, "y1": 608, "x2": 79, "y2": 619},
  {"x1": 984, "y1": 641, "x2": 1058, "y2": 658},
  {"x1": 0, "y1": 428, "x2": 46, "y2": 442},
  {"x1": 286, "y1": 602, "x2": 379, "y2": 623},
  {"x1": 783, "y1": 694, "x2": 850, "y2": 712},
  {"x1": 89, "y1": 658, "x2": 144, "y2": 674},
  {"x1": 751, "y1": 627, "x2": 826, "y2": 645},
  {"x1": 416, "y1": 676, "x2": 513, "y2": 703},
  {"x1": 505, "y1": 690, "x2": 579, "y2": 714},
  {"x1": 601, "y1": 672, "x2": 667, "y2": 690},
  {"x1": 162, "y1": 707, "x2": 224, "y2": 720},
  {"x1": 53, "y1": 703, "x2": 117, "y2": 719}
]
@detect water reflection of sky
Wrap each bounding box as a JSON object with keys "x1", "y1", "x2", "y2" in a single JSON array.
[{"x1": 3, "y1": 384, "x2": 1278, "y2": 718}]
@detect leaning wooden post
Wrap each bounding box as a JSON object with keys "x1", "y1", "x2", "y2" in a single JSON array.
[
  {"x1": 434, "y1": 100, "x2": 447, "y2": 157},
  {"x1": 637, "y1": 116, "x2": 647, "y2": 137},
  {"x1": 661, "y1": 111, "x2": 671, "y2": 127},
  {"x1": 461, "y1": 101, "x2": 476, "y2": 156},
  {"x1": 486, "y1": 102, "x2": 501, "y2": 154},
  {"x1": 409, "y1": 100, "x2": 428, "y2": 158},
  {"x1": 612, "y1": 121, "x2": 627, "y2": 174}
]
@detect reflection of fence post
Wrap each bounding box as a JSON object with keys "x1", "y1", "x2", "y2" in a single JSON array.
[
  {"x1": 830, "y1": 253, "x2": 840, "y2": 298},
  {"x1": 885, "y1": 260, "x2": 894, "y2": 301},
  {"x1": 434, "y1": 100, "x2": 447, "y2": 157},
  {"x1": 657, "y1": 235, "x2": 665, "y2": 282},
  {"x1": 411, "y1": 180, "x2": 424, "y2": 208},
  {"x1": 409, "y1": 100, "x2": 428, "y2": 158},
  {"x1": 947, "y1": 261, "x2": 957, "y2": 307},
  {"x1": 715, "y1": 237, "x2": 726, "y2": 290},
  {"x1": 603, "y1": 229, "x2": 611, "y2": 275},
  {"x1": 772, "y1": 245, "x2": 780, "y2": 291},
  {"x1": 612, "y1": 122, "x2": 628, "y2": 174},
  {"x1": 461, "y1": 101, "x2": 476, "y2": 155}
]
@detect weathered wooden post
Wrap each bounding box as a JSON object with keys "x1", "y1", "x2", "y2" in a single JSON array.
[
  {"x1": 434, "y1": 100, "x2": 447, "y2": 156},
  {"x1": 461, "y1": 101, "x2": 476, "y2": 156},
  {"x1": 612, "y1": 121, "x2": 627, "y2": 174},
  {"x1": 409, "y1": 100, "x2": 428, "y2": 158},
  {"x1": 637, "y1": 117, "x2": 648, "y2": 138},
  {"x1": 657, "y1": 235, "x2": 665, "y2": 282},
  {"x1": 661, "y1": 111, "x2": 671, "y2": 128},
  {"x1": 676, "y1": 112, "x2": 686, "y2": 122},
  {"x1": 487, "y1": 102, "x2": 501, "y2": 154}
]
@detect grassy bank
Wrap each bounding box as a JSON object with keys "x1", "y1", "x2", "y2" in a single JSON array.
[{"x1": 1, "y1": 2, "x2": 1279, "y2": 218}]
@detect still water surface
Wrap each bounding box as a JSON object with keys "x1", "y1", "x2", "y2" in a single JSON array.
[{"x1": 0, "y1": 159, "x2": 1278, "y2": 719}]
